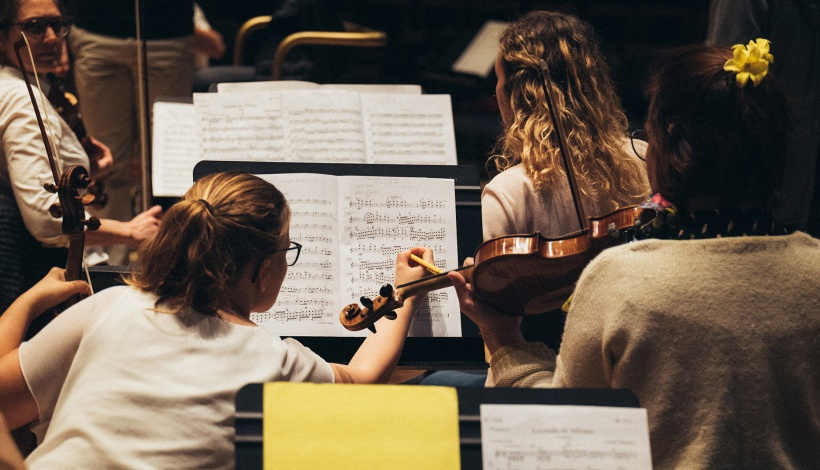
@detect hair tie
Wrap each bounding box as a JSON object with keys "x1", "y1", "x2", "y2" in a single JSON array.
[
  {"x1": 723, "y1": 38, "x2": 773, "y2": 88},
  {"x1": 198, "y1": 199, "x2": 215, "y2": 215}
]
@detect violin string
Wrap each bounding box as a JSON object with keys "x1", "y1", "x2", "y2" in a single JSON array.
[{"x1": 21, "y1": 32, "x2": 63, "y2": 176}]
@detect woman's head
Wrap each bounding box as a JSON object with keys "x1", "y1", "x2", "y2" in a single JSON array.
[
  {"x1": 0, "y1": 0, "x2": 66, "y2": 72},
  {"x1": 645, "y1": 43, "x2": 791, "y2": 211},
  {"x1": 492, "y1": 10, "x2": 648, "y2": 210},
  {"x1": 129, "y1": 172, "x2": 291, "y2": 316}
]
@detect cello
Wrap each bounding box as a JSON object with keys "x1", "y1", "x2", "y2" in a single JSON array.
[
  {"x1": 340, "y1": 59, "x2": 657, "y2": 332},
  {"x1": 13, "y1": 37, "x2": 101, "y2": 311}
]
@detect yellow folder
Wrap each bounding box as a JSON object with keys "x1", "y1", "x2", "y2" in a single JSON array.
[{"x1": 263, "y1": 382, "x2": 460, "y2": 469}]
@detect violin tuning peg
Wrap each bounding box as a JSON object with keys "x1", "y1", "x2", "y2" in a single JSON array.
[
  {"x1": 78, "y1": 174, "x2": 92, "y2": 189},
  {"x1": 379, "y1": 284, "x2": 394, "y2": 297},
  {"x1": 48, "y1": 203, "x2": 62, "y2": 219},
  {"x1": 367, "y1": 324, "x2": 377, "y2": 334},
  {"x1": 360, "y1": 297, "x2": 373, "y2": 309},
  {"x1": 383, "y1": 311, "x2": 397, "y2": 320},
  {"x1": 80, "y1": 194, "x2": 96, "y2": 205},
  {"x1": 44, "y1": 183, "x2": 57, "y2": 193},
  {"x1": 84, "y1": 216, "x2": 101, "y2": 231}
]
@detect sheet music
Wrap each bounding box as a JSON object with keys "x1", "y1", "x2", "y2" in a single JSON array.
[
  {"x1": 253, "y1": 174, "x2": 461, "y2": 337},
  {"x1": 217, "y1": 80, "x2": 422, "y2": 95},
  {"x1": 151, "y1": 101, "x2": 200, "y2": 196},
  {"x1": 283, "y1": 90, "x2": 367, "y2": 163},
  {"x1": 195, "y1": 91, "x2": 287, "y2": 162},
  {"x1": 480, "y1": 404, "x2": 653, "y2": 470},
  {"x1": 151, "y1": 90, "x2": 459, "y2": 198},
  {"x1": 362, "y1": 94, "x2": 458, "y2": 165}
]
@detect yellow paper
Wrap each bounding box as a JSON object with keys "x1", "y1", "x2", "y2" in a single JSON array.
[{"x1": 263, "y1": 382, "x2": 460, "y2": 469}]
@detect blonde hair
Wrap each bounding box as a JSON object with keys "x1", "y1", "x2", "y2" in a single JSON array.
[
  {"x1": 127, "y1": 172, "x2": 290, "y2": 316},
  {"x1": 491, "y1": 11, "x2": 649, "y2": 213}
]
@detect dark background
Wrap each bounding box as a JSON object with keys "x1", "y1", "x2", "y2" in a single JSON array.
[{"x1": 195, "y1": 0, "x2": 711, "y2": 177}]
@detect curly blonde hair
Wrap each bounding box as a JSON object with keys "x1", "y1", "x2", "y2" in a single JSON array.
[
  {"x1": 491, "y1": 11, "x2": 648, "y2": 213},
  {"x1": 127, "y1": 172, "x2": 290, "y2": 316}
]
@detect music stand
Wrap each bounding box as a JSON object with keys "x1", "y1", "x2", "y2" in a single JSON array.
[
  {"x1": 234, "y1": 383, "x2": 641, "y2": 469},
  {"x1": 194, "y1": 161, "x2": 485, "y2": 369}
]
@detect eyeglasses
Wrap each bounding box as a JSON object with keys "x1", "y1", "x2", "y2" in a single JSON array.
[
  {"x1": 629, "y1": 128, "x2": 648, "y2": 162},
  {"x1": 273, "y1": 241, "x2": 302, "y2": 267},
  {"x1": 9, "y1": 17, "x2": 69, "y2": 40},
  {"x1": 250, "y1": 241, "x2": 302, "y2": 283}
]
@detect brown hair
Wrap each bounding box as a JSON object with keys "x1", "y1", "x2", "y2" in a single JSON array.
[
  {"x1": 491, "y1": 10, "x2": 649, "y2": 212},
  {"x1": 127, "y1": 172, "x2": 290, "y2": 316},
  {"x1": 645, "y1": 44, "x2": 791, "y2": 211}
]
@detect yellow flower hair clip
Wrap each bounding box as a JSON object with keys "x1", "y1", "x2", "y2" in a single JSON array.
[{"x1": 724, "y1": 38, "x2": 774, "y2": 87}]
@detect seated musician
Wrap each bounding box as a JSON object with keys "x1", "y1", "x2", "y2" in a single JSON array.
[
  {"x1": 0, "y1": 171, "x2": 432, "y2": 467},
  {"x1": 423, "y1": 10, "x2": 650, "y2": 387},
  {"x1": 0, "y1": 0, "x2": 162, "y2": 314},
  {"x1": 483, "y1": 10, "x2": 648, "y2": 240},
  {"x1": 448, "y1": 41, "x2": 820, "y2": 468}
]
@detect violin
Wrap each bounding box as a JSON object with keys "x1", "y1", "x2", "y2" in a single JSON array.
[
  {"x1": 339, "y1": 206, "x2": 658, "y2": 332},
  {"x1": 45, "y1": 73, "x2": 107, "y2": 208},
  {"x1": 14, "y1": 38, "x2": 100, "y2": 308},
  {"x1": 340, "y1": 59, "x2": 658, "y2": 332}
]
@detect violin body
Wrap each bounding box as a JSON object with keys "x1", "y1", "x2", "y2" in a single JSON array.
[
  {"x1": 46, "y1": 74, "x2": 107, "y2": 207},
  {"x1": 470, "y1": 205, "x2": 658, "y2": 316},
  {"x1": 471, "y1": 230, "x2": 592, "y2": 316}
]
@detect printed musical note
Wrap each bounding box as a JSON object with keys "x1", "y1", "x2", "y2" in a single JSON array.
[{"x1": 251, "y1": 173, "x2": 461, "y2": 339}]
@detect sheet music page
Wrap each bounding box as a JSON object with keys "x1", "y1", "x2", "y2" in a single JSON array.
[
  {"x1": 218, "y1": 81, "x2": 422, "y2": 95},
  {"x1": 480, "y1": 404, "x2": 653, "y2": 470},
  {"x1": 216, "y1": 80, "x2": 320, "y2": 92},
  {"x1": 318, "y1": 84, "x2": 422, "y2": 94},
  {"x1": 151, "y1": 102, "x2": 200, "y2": 196},
  {"x1": 253, "y1": 174, "x2": 343, "y2": 335},
  {"x1": 250, "y1": 174, "x2": 461, "y2": 337},
  {"x1": 362, "y1": 94, "x2": 458, "y2": 165},
  {"x1": 195, "y1": 91, "x2": 287, "y2": 162},
  {"x1": 338, "y1": 176, "x2": 461, "y2": 337},
  {"x1": 282, "y1": 90, "x2": 367, "y2": 163},
  {"x1": 451, "y1": 20, "x2": 510, "y2": 77}
]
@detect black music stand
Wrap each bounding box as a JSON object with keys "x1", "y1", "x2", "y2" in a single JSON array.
[
  {"x1": 234, "y1": 383, "x2": 641, "y2": 469},
  {"x1": 194, "y1": 161, "x2": 485, "y2": 369}
]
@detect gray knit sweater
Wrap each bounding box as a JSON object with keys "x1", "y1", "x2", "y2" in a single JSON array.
[{"x1": 491, "y1": 232, "x2": 820, "y2": 469}]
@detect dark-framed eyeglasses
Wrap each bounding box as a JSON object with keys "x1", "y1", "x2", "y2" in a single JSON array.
[
  {"x1": 9, "y1": 17, "x2": 70, "y2": 40},
  {"x1": 250, "y1": 241, "x2": 302, "y2": 283},
  {"x1": 274, "y1": 241, "x2": 302, "y2": 267},
  {"x1": 629, "y1": 128, "x2": 648, "y2": 162}
]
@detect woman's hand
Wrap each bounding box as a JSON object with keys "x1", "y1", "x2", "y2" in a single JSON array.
[
  {"x1": 18, "y1": 267, "x2": 91, "y2": 318},
  {"x1": 124, "y1": 205, "x2": 163, "y2": 246},
  {"x1": 83, "y1": 135, "x2": 114, "y2": 180},
  {"x1": 448, "y1": 266, "x2": 524, "y2": 354},
  {"x1": 394, "y1": 246, "x2": 434, "y2": 286}
]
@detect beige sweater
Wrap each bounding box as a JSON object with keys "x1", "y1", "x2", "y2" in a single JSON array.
[{"x1": 491, "y1": 232, "x2": 820, "y2": 469}]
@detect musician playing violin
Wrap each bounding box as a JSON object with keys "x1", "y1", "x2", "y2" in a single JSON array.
[
  {"x1": 0, "y1": 0, "x2": 162, "y2": 314},
  {"x1": 483, "y1": 11, "x2": 649, "y2": 241},
  {"x1": 422, "y1": 10, "x2": 650, "y2": 388},
  {"x1": 449, "y1": 42, "x2": 820, "y2": 468}
]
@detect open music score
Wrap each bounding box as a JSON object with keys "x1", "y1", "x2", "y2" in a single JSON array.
[
  {"x1": 151, "y1": 85, "x2": 458, "y2": 197},
  {"x1": 480, "y1": 404, "x2": 652, "y2": 469},
  {"x1": 251, "y1": 173, "x2": 462, "y2": 338}
]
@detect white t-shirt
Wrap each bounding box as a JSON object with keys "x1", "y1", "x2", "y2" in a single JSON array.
[{"x1": 20, "y1": 286, "x2": 334, "y2": 469}]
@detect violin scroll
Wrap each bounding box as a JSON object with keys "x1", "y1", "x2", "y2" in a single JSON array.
[{"x1": 340, "y1": 284, "x2": 402, "y2": 333}]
